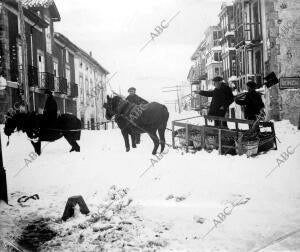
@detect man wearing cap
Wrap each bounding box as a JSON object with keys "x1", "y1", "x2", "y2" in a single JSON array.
[
  {"x1": 126, "y1": 87, "x2": 148, "y2": 105},
  {"x1": 126, "y1": 87, "x2": 148, "y2": 144},
  {"x1": 235, "y1": 81, "x2": 264, "y2": 120},
  {"x1": 195, "y1": 76, "x2": 234, "y2": 127},
  {"x1": 43, "y1": 89, "x2": 58, "y2": 127}
]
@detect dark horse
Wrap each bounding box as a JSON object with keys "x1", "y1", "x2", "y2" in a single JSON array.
[
  {"x1": 4, "y1": 110, "x2": 81, "y2": 155},
  {"x1": 104, "y1": 95, "x2": 169, "y2": 155}
]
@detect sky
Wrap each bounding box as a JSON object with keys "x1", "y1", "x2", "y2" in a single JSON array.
[{"x1": 54, "y1": 0, "x2": 230, "y2": 103}]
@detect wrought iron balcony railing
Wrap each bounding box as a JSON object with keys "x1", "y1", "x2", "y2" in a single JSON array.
[
  {"x1": 58, "y1": 77, "x2": 67, "y2": 94},
  {"x1": 39, "y1": 72, "x2": 55, "y2": 90},
  {"x1": 235, "y1": 22, "x2": 262, "y2": 46}
]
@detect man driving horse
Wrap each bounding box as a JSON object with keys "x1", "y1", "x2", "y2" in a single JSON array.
[{"x1": 126, "y1": 87, "x2": 148, "y2": 144}]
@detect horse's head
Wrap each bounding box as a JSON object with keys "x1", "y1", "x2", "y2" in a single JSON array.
[
  {"x1": 103, "y1": 95, "x2": 125, "y2": 120},
  {"x1": 3, "y1": 109, "x2": 17, "y2": 137}
]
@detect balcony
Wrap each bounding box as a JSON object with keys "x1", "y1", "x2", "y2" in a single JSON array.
[
  {"x1": 28, "y1": 65, "x2": 38, "y2": 87},
  {"x1": 39, "y1": 72, "x2": 55, "y2": 91},
  {"x1": 58, "y1": 77, "x2": 67, "y2": 94},
  {"x1": 69, "y1": 83, "x2": 78, "y2": 98},
  {"x1": 235, "y1": 22, "x2": 262, "y2": 46}
]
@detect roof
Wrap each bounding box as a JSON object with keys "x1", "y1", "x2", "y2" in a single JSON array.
[
  {"x1": 22, "y1": 0, "x2": 61, "y2": 21},
  {"x1": 54, "y1": 32, "x2": 109, "y2": 75},
  {"x1": 191, "y1": 40, "x2": 206, "y2": 60},
  {"x1": 21, "y1": 0, "x2": 54, "y2": 8}
]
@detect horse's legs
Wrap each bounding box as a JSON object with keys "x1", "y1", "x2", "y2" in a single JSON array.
[
  {"x1": 135, "y1": 134, "x2": 141, "y2": 144},
  {"x1": 130, "y1": 133, "x2": 136, "y2": 148},
  {"x1": 158, "y1": 127, "x2": 166, "y2": 153},
  {"x1": 64, "y1": 135, "x2": 80, "y2": 152},
  {"x1": 121, "y1": 129, "x2": 130, "y2": 152},
  {"x1": 148, "y1": 131, "x2": 160, "y2": 155},
  {"x1": 31, "y1": 141, "x2": 41, "y2": 155}
]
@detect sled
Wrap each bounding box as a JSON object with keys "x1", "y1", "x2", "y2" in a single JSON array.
[{"x1": 172, "y1": 115, "x2": 277, "y2": 156}]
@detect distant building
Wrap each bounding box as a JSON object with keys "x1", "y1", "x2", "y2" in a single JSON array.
[
  {"x1": 188, "y1": 39, "x2": 208, "y2": 113},
  {"x1": 0, "y1": 0, "x2": 109, "y2": 127},
  {"x1": 204, "y1": 26, "x2": 223, "y2": 90},
  {"x1": 74, "y1": 48, "x2": 109, "y2": 129}
]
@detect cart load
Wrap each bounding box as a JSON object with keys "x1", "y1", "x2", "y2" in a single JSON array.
[{"x1": 172, "y1": 115, "x2": 277, "y2": 157}]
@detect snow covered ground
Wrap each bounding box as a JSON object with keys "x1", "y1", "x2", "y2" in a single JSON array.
[{"x1": 0, "y1": 112, "x2": 300, "y2": 251}]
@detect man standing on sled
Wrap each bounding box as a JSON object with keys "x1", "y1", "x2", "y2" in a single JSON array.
[
  {"x1": 126, "y1": 87, "x2": 148, "y2": 144},
  {"x1": 235, "y1": 81, "x2": 265, "y2": 120},
  {"x1": 194, "y1": 76, "x2": 234, "y2": 127}
]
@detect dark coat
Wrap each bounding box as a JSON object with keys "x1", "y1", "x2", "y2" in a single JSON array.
[
  {"x1": 126, "y1": 94, "x2": 148, "y2": 105},
  {"x1": 199, "y1": 84, "x2": 234, "y2": 117},
  {"x1": 43, "y1": 95, "x2": 57, "y2": 122},
  {"x1": 235, "y1": 90, "x2": 264, "y2": 120}
]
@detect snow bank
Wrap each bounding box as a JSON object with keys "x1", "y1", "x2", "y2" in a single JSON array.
[{"x1": 0, "y1": 118, "x2": 299, "y2": 251}]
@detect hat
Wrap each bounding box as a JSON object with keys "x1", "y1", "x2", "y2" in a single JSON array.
[
  {"x1": 212, "y1": 76, "x2": 223, "y2": 82},
  {"x1": 45, "y1": 89, "x2": 52, "y2": 95},
  {"x1": 246, "y1": 81, "x2": 257, "y2": 89},
  {"x1": 128, "y1": 87, "x2": 136, "y2": 92}
]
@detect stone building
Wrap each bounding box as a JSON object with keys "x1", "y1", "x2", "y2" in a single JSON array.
[
  {"x1": 188, "y1": 39, "x2": 208, "y2": 113},
  {"x1": 75, "y1": 48, "x2": 109, "y2": 129},
  {"x1": 0, "y1": 0, "x2": 109, "y2": 127},
  {"x1": 204, "y1": 26, "x2": 223, "y2": 90},
  {"x1": 261, "y1": 0, "x2": 300, "y2": 126}
]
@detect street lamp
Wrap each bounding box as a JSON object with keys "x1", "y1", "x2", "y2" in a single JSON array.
[{"x1": 0, "y1": 75, "x2": 8, "y2": 204}]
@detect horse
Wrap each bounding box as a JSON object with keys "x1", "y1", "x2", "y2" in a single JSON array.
[
  {"x1": 103, "y1": 95, "x2": 169, "y2": 155},
  {"x1": 3, "y1": 110, "x2": 81, "y2": 155}
]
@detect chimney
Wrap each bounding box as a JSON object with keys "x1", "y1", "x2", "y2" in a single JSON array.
[{"x1": 89, "y1": 51, "x2": 92, "y2": 57}]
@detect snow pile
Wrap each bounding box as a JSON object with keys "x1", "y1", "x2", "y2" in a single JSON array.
[{"x1": 0, "y1": 117, "x2": 300, "y2": 251}]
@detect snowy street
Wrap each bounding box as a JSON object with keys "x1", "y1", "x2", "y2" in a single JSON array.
[{"x1": 1, "y1": 113, "x2": 300, "y2": 251}]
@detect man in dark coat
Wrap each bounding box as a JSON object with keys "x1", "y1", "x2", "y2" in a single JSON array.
[
  {"x1": 43, "y1": 89, "x2": 58, "y2": 126},
  {"x1": 126, "y1": 87, "x2": 148, "y2": 105},
  {"x1": 195, "y1": 76, "x2": 234, "y2": 127},
  {"x1": 126, "y1": 87, "x2": 148, "y2": 144},
  {"x1": 235, "y1": 81, "x2": 264, "y2": 120}
]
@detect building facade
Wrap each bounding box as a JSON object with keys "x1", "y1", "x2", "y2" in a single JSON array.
[
  {"x1": 75, "y1": 48, "x2": 108, "y2": 129},
  {"x1": 204, "y1": 26, "x2": 223, "y2": 90},
  {"x1": 0, "y1": 0, "x2": 109, "y2": 126},
  {"x1": 188, "y1": 39, "x2": 208, "y2": 113},
  {"x1": 261, "y1": 0, "x2": 300, "y2": 126}
]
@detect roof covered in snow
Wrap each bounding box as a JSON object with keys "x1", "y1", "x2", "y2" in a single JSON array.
[{"x1": 21, "y1": 0, "x2": 54, "y2": 8}]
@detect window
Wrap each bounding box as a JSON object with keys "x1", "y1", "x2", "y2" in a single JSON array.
[
  {"x1": 80, "y1": 75, "x2": 84, "y2": 104},
  {"x1": 215, "y1": 67, "x2": 220, "y2": 76},
  {"x1": 85, "y1": 79, "x2": 89, "y2": 104},
  {"x1": 66, "y1": 50, "x2": 69, "y2": 63},
  {"x1": 214, "y1": 52, "x2": 221, "y2": 61},
  {"x1": 66, "y1": 66, "x2": 71, "y2": 94},
  {"x1": 45, "y1": 18, "x2": 52, "y2": 54}
]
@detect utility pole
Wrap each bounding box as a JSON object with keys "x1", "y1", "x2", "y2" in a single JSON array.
[
  {"x1": 162, "y1": 85, "x2": 189, "y2": 114},
  {"x1": 18, "y1": 0, "x2": 30, "y2": 111}
]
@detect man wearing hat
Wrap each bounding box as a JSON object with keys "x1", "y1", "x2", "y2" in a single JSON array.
[
  {"x1": 126, "y1": 87, "x2": 148, "y2": 144},
  {"x1": 235, "y1": 81, "x2": 264, "y2": 120},
  {"x1": 43, "y1": 89, "x2": 58, "y2": 127},
  {"x1": 195, "y1": 76, "x2": 234, "y2": 127},
  {"x1": 126, "y1": 87, "x2": 148, "y2": 105}
]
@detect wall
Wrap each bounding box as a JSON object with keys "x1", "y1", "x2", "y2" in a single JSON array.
[{"x1": 263, "y1": 0, "x2": 300, "y2": 126}]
